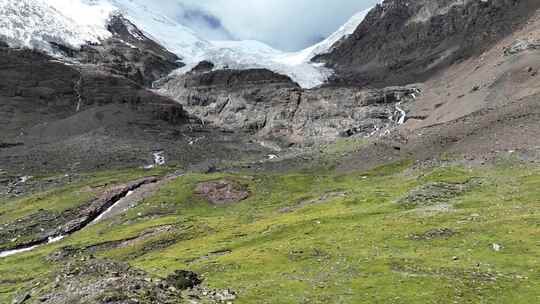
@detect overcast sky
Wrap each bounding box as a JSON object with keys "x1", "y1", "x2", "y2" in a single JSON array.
[{"x1": 146, "y1": 0, "x2": 379, "y2": 51}]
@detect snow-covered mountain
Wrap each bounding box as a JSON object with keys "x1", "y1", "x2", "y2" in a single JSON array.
[
  {"x1": 0, "y1": 0, "x2": 371, "y2": 88},
  {"x1": 275, "y1": 8, "x2": 372, "y2": 66},
  {"x1": 0, "y1": 0, "x2": 113, "y2": 51}
]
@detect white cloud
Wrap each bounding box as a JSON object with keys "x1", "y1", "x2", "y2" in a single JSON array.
[{"x1": 137, "y1": 0, "x2": 378, "y2": 51}]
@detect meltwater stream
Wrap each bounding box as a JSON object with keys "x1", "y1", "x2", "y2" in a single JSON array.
[
  {"x1": 90, "y1": 190, "x2": 134, "y2": 225},
  {"x1": 0, "y1": 235, "x2": 65, "y2": 258},
  {"x1": 395, "y1": 102, "x2": 407, "y2": 125},
  {"x1": 0, "y1": 185, "x2": 146, "y2": 258}
]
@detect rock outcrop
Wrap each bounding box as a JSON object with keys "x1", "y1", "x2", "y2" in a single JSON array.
[
  {"x1": 0, "y1": 46, "x2": 187, "y2": 141},
  {"x1": 158, "y1": 68, "x2": 421, "y2": 146},
  {"x1": 54, "y1": 15, "x2": 184, "y2": 87},
  {"x1": 0, "y1": 44, "x2": 191, "y2": 174}
]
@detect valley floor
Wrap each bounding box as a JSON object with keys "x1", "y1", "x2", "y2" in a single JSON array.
[{"x1": 0, "y1": 145, "x2": 538, "y2": 303}]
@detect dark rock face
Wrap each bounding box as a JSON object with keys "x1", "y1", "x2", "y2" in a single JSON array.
[
  {"x1": 190, "y1": 60, "x2": 215, "y2": 74},
  {"x1": 165, "y1": 270, "x2": 202, "y2": 290},
  {"x1": 319, "y1": 0, "x2": 540, "y2": 87},
  {"x1": 57, "y1": 15, "x2": 183, "y2": 87},
  {"x1": 158, "y1": 68, "x2": 420, "y2": 146},
  {"x1": 0, "y1": 44, "x2": 268, "y2": 175},
  {"x1": 0, "y1": 47, "x2": 80, "y2": 139},
  {"x1": 77, "y1": 68, "x2": 187, "y2": 124},
  {"x1": 0, "y1": 45, "x2": 208, "y2": 174},
  {"x1": 0, "y1": 46, "x2": 187, "y2": 140},
  {"x1": 183, "y1": 68, "x2": 298, "y2": 88}
]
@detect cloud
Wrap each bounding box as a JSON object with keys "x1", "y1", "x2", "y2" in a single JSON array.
[
  {"x1": 174, "y1": 4, "x2": 234, "y2": 41},
  {"x1": 136, "y1": 0, "x2": 378, "y2": 51}
]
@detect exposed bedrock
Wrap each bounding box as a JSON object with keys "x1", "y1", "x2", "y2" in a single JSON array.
[
  {"x1": 158, "y1": 68, "x2": 421, "y2": 146},
  {"x1": 0, "y1": 46, "x2": 187, "y2": 140},
  {"x1": 53, "y1": 15, "x2": 184, "y2": 87}
]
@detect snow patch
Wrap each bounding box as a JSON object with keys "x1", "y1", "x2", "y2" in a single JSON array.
[
  {"x1": 267, "y1": 154, "x2": 278, "y2": 160},
  {"x1": 48, "y1": 235, "x2": 66, "y2": 243},
  {"x1": 0, "y1": 234, "x2": 66, "y2": 258},
  {"x1": 90, "y1": 190, "x2": 134, "y2": 224},
  {"x1": 165, "y1": 7, "x2": 372, "y2": 88},
  {"x1": 0, "y1": 244, "x2": 38, "y2": 258},
  {"x1": 395, "y1": 102, "x2": 407, "y2": 125}
]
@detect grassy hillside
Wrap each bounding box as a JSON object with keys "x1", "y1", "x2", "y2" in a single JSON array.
[{"x1": 1, "y1": 160, "x2": 539, "y2": 303}]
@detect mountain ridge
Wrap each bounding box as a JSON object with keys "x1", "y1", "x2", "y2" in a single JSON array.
[
  {"x1": 0, "y1": 0, "x2": 373, "y2": 88},
  {"x1": 318, "y1": 0, "x2": 540, "y2": 87}
]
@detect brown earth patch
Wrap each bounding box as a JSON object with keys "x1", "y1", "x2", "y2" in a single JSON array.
[{"x1": 195, "y1": 179, "x2": 249, "y2": 204}]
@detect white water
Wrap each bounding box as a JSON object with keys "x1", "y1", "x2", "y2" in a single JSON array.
[
  {"x1": 0, "y1": 245, "x2": 38, "y2": 258},
  {"x1": 90, "y1": 190, "x2": 134, "y2": 224},
  {"x1": 153, "y1": 152, "x2": 166, "y2": 166},
  {"x1": 0, "y1": 234, "x2": 66, "y2": 258},
  {"x1": 0, "y1": 188, "x2": 136, "y2": 258},
  {"x1": 395, "y1": 102, "x2": 407, "y2": 125},
  {"x1": 48, "y1": 235, "x2": 66, "y2": 243}
]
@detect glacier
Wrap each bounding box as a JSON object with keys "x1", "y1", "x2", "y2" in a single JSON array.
[
  {"x1": 0, "y1": 0, "x2": 113, "y2": 51},
  {"x1": 0, "y1": 0, "x2": 371, "y2": 88}
]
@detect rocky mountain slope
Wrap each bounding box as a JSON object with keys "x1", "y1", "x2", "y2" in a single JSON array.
[
  {"x1": 154, "y1": 0, "x2": 540, "y2": 168},
  {"x1": 0, "y1": 14, "x2": 268, "y2": 175},
  {"x1": 318, "y1": 0, "x2": 540, "y2": 87},
  {"x1": 330, "y1": 0, "x2": 540, "y2": 171},
  {"x1": 74, "y1": 15, "x2": 184, "y2": 87}
]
